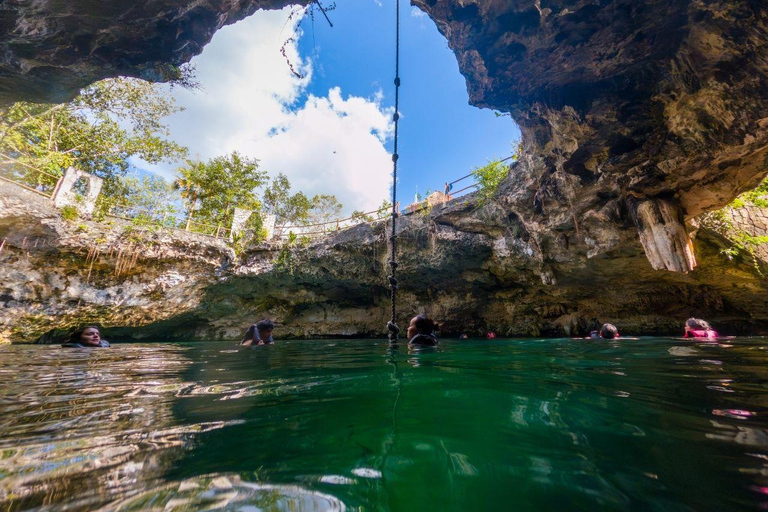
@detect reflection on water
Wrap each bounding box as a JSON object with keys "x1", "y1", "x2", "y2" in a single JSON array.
[
  {"x1": 102, "y1": 474, "x2": 346, "y2": 512},
  {"x1": 1, "y1": 338, "x2": 768, "y2": 510}
]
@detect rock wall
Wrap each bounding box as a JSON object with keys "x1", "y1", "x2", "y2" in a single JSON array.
[
  {"x1": 1, "y1": 182, "x2": 765, "y2": 343},
  {"x1": 412, "y1": 0, "x2": 768, "y2": 272},
  {"x1": 0, "y1": 182, "x2": 232, "y2": 342},
  {"x1": 1, "y1": 1, "x2": 768, "y2": 340},
  {"x1": 0, "y1": 0, "x2": 296, "y2": 104},
  {"x1": 1, "y1": 0, "x2": 767, "y2": 273}
]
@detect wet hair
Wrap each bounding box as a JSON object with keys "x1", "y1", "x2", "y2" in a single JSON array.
[
  {"x1": 66, "y1": 325, "x2": 100, "y2": 344},
  {"x1": 412, "y1": 315, "x2": 439, "y2": 335},
  {"x1": 686, "y1": 318, "x2": 711, "y2": 330},
  {"x1": 599, "y1": 323, "x2": 619, "y2": 339},
  {"x1": 256, "y1": 319, "x2": 275, "y2": 331}
]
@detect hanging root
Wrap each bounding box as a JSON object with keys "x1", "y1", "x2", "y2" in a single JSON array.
[{"x1": 85, "y1": 246, "x2": 100, "y2": 282}]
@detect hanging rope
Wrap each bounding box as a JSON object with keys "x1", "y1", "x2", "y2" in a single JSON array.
[{"x1": 386, "y1": 0, "x2": 402, "y2": 344}]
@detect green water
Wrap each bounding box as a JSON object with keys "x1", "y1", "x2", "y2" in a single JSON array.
[{"x1": 1, "y1": 338, "x2": 768, "y2": 511}]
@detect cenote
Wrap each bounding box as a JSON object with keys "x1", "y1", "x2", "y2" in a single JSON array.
[
  {"x1": 2, "y1": 337, "x2": 768, "y2": 511},
  {"x1": 2, "y1": 1, "x2": 768, "y2": 511}
]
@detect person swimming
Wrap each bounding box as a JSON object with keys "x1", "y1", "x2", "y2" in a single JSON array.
[
  {"x1": 240, "y1": 319, "x2": 275, "y2": 346},
  {"x1": 683, "y1": 318, "x2": 719, "y2": 339},
  {"x1": 407, "y1": 315, "x2": 439, "y2": 346},
  {"x1": 62, "y1": 326, "x2": 110, "y2": 348},
  {"x1": 590, "y1": 323, "x2": 619, "y2": 339}
]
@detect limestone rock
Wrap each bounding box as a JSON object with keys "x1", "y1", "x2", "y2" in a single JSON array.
[
  {"x1": 0, "y1": 0, "x2": 295, "y2": 104},
  {"x1": 1, "y1": 183, "x2": 765, "y2": 342}
]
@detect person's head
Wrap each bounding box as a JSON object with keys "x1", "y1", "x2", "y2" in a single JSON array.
[
  {"x1": 256, "y1": 319, "x2": 274, "y2": 338},
  {"x1": 599, "y1": 323, "x2": 619, "y2": 339},
  {"x1": 407, "y1": 315, "x2": 437, "y2": 339},
  {"x1": 67, "y1": 326, "x2": 101, "y2": 346},
  {"x1": 685, "y1": 318, "x2": 711, "y2": 331}
]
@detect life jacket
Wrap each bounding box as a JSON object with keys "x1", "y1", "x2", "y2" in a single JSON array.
[{"x1": 685, "y1": 329, "x2": 719, "y2": 338}]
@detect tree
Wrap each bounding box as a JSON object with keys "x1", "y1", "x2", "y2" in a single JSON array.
[
  {"x1": 173, "y1": 159, "x2": 209, "y2": 229},
  {"x1": 173, "y1": 151, "x2": 266, "y2": 231},
  {"x1": 111, "y1": 174, "x2": 180, "y2": 226},
  {"x1": 310, "y1": 194, "x2": 343, "y2": 229},
  {"x1": 262, "y1": 173, "x2": 312, "y2": 236},
  {"x1": 0, "y1": 77, "x2": 188, "y2": 213}
]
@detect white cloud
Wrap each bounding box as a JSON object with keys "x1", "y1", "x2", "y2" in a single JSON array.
[
  {"x1": 411, "y1": 7, "x2": 427, "y2": 19},
  {"x1": 138, "y1": 6, "x2": 394, "y2": 213},
  {"x1": 253, "y1": 87, "x2": 394, "y2": 213}
]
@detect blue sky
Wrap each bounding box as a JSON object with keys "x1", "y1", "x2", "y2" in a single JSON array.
[
  {"x1": 141, "y1": 0, "x2": 518, "y2": 214},
  {"x1": 298, "y1": 0, "x2": 518, "y2": 202}
]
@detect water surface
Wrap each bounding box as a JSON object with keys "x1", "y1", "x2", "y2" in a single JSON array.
[{"x1": 1, "y1": 338, "x2": 768, "y2": 511}]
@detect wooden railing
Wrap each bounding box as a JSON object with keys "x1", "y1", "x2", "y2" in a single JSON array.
[{"x1": 0, "y1": 163, "x2": 61, "y2": 198}]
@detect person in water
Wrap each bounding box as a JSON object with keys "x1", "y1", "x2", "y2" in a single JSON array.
[
  {"x1": 684, "y1": 318, "x2": 719, "y2": 339},
  {"x1": 407, "y1": 315, "x2": 439, "y2": 346},
  {"x1": 240, "y1": 319, "x2": 275, "y2": 346},
  {"x1": 62, "y1": 326, "x2": 110, "y2": 348},
  {"x1": 590, "y1": 323, "x2": 619, "y2": 339}
]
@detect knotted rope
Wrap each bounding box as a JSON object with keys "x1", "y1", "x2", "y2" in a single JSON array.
[{"x1": 386, "y1": 0, "x2": 402, "y2": 344}]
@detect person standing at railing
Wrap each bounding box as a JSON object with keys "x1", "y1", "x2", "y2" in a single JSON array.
[{"x1": 444, "y1": 182, "x2": 453, "y2": 200}]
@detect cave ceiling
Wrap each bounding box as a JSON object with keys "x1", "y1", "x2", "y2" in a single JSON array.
[{"x1": 1, "y1": 0, "x2": 767, "y2": 272}]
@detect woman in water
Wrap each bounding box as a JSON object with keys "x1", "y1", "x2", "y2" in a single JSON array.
[
  {"x1": 683, "y1": 318, "x2": 719, "y2": 339},
  {"x1": 407, "y1": 315, "x2": 439, "y2": 346},
  {"x1": 62, "y1": 326, "x2": 110, "y2": 347}
]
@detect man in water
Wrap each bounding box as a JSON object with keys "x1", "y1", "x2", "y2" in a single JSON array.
[
  {"x1": 590, "y1": 323, "x2": 619, "y2": 339},
  {"x1": 240, "y1": 320, "x2": 275, "y2": 346}
]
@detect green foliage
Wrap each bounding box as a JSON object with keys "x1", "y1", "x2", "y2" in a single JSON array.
[
  {"x1": 262, "y1": 173, "x2": 312, "y2": 235},
  {"x1": 275, "y1": 231, "x2": 299, "y2": 274},
  {"x1": 471, "y1": 159, "x2": 509, "y2": 204},
  {"x1": 701, "y1": 177, "x2": 768, "y2": 275},
  {"x1": 734, "y1": 177, "x2": 768, "y2": 209},
  {"x1": 174, "y1": 151, "x2": 266, "y2": 230},
  {"x1": 351, "y1": 210, "x2": 374, "y2": 223},
  {"x1": 107, "y1": 174, "x2": 180, "y2": 226},
  {"x1": 60, "y1": 205, "x2": 79, "y2": 222},
  {"x1": 230, "y1": 210, "x2": 267, "y2": 255},
  {"x1": 0, "y1": 77, "x2": 188, "y2": 215},
  {"x1": 310, "y1": 194, "x2": 343, "y2": 230}
]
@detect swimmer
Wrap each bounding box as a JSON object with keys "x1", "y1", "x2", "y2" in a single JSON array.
[
  {"x1": 486, "y1": 332, "x2": 497, "y2": 339},
  {"x1": 241, "y1": 319, "x2": 275, "y2": 347},
  {"x1": 683, "y1": 318, "x2": 719, "y2": 339},
  {"x1": 589, "y1": 323, "x2": 619, "y2": 339},
  {"x1": 407, "y1": 315, "x2": 439, "y2": 346},
  {"x1": 62, "y1": 326, "x2": 110, "y2": 348}
]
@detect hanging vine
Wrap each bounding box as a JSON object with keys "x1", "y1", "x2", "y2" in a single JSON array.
[{"x1": 280, "y1": 1, "x2": 336, "y2": 79}]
